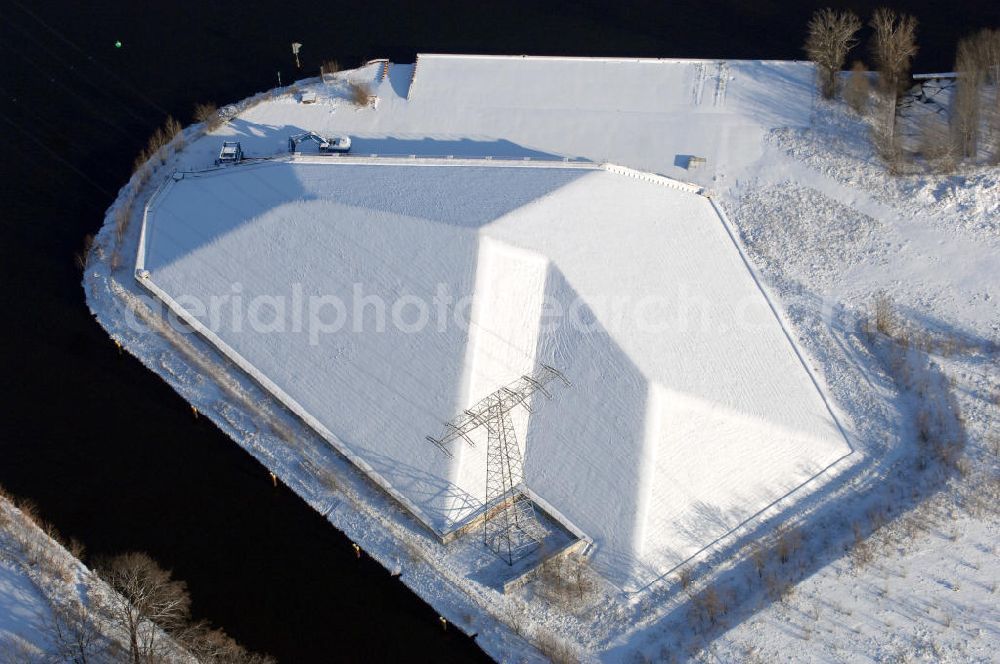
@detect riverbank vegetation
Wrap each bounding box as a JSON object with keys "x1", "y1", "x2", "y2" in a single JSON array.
[{"x1": 0, "y1": 487, "x2": 273, "y2": 663}]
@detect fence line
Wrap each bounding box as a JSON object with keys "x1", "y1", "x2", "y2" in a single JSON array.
[{"x1": 602, "y1": 163, "x2": 703, "y2": 195}]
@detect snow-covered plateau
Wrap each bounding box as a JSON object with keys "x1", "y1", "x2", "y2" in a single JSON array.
[{"x1": 78, "y1": 56, "x2": 997, "y2": 662}]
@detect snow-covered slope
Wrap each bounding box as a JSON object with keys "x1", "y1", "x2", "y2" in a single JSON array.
[{"x1": 195, "y1": 56, "x2": 815, "y2": 186}]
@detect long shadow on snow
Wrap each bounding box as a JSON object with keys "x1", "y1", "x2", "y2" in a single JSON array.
[
  {"x1": 604, "y1": 291, "x2": 967, "y2": 660},
  {"x1": 144, "y1": 154, "x2": 589, "y2": 272},
  {"x1": 347, "y1": 136, "x2": 568, "y2": 160}
]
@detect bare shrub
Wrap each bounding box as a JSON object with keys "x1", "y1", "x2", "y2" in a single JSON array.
[
  {"x1": 348, "y1": 80, "x2": 374, "y2": 107},
  {"x1": 873, "y1": 292, "x2": 895, "y2": 337},
  {"x1": 96, "y1": 552, "x2": 192, "y2": 664},
  {"x1": 313, "y1": 464, "x2": 341, "y2": 493},
  {"x1": 804, "y1": 8, "x2": 862, "y2": 99},
  {"x1": 533, "y1": 629, "x2": 579, "y2": 664},
  {"x1": 321, "y1": 59, "x2": 340, "y2": 79},
  {"x1": 502, "y1": 601, "x2": 527, "y2": 637},
  {"x1": 147, "y1": 126, "x2": 169, "y2": 165},
  {"x1": 869, "y1": 8, "x2": 919, "y2": 97},
  {"x1": 763, "y1": 573, "x2": 792, "y2": 602},
  {"x1": 536, "y1": 554, "x2": 595, "y2": 610},
  {"x1": 132, "y1": 149, "x2": 151, "y2": 174},
  {"x1": 180, "y1": 621, "x2": 276, "y2": 664},
  {"x1": 750, "y1": 544, "x2": 767, "y2": 578},
  {"x1": 68, "y1": 537, "x2": 86, "y2": 562},
  {"x1": 955, "y1": 457, "x2": 972, "y2": 478},
  {"x1": 34, "y1": 533, "x2": 75, "y2": 585},
  {"x1": 964, "y1": 473, "x2": 1000, "y2": 518},
  {"x1": 193, "y1": 102, "x2": 222, "y2": 131},
  {"x1": 113, "y1": 198, "x2": 134, "y2": 245},
  {"x1": 851, "y1": 521, "x2": 875, "y2": 569},
  {"x1": 677, "y1": 565, "x2": 693, "y2": 592},
  {"x1": 75, "y1": 233, "x2": 96, "y2": 271},
  {"x1": 131, "y1": 160, "x2": 152, "y2": 193},
  {"x1": 775, "y1": 527, "x2": 803, "y2": 564},
  {"x1": 165, "y1": 115, "x2": 184, "y2": 151},
  {"x1": 844, "y1": 61, "x2": 871, "y2": 113},
  {"x1": 918, "y1": 114, "x2": 958, "y2": 173},
  {"x1": 15, "y1": 497, "x2": 40, "y2": 526},
  {"x1": 20, "y1": 534, "x2": 48, "y2": 568},
  {"x1": 688, "y1": 584, "x2": 729, "y2": 628},
  {"x1": 867, "y1": 505, "x2": 888, "y2": 532}
]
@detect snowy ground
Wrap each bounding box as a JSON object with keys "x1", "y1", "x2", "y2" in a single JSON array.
[
  {"x1": 82, "y1": 57, "x2": 999, "y2": 662},
  {"x1": 0, "y1": 536, "x2": 52, "y2": 659},
  {"x1": 138, "y1": 158, "x2": 850, "y2": 591},
  {"x1": 0, "y1": 494, "x2": 190, "y2": 662}
]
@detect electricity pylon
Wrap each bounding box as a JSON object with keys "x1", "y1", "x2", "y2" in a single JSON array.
[{"x1": 427, "y1": 365, "x2": 570, "y2": 564}]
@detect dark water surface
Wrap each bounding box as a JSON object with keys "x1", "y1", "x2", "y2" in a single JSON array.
[{"x1": 1, "y1": 1, "x2": 997, "y2": 661}]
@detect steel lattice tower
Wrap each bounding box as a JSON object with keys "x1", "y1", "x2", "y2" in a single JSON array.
[{"x1": 426, "y1": 365, "x2": 570, "y2": 564}]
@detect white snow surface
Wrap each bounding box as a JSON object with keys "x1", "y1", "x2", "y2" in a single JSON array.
[
  {"x1": 140, "y1": 159, "x2": 850, "y2": 590},
  {"x1": 0, "y1": 556, "x2": 50, "y2": 657},
  {"x1": 82, "y1": 55, "x2": 999, "y2": 662}
]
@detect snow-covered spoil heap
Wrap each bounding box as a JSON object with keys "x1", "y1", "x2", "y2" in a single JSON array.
[{"x1": 138, "y1": 158, "x2": 850, "y2": 589}]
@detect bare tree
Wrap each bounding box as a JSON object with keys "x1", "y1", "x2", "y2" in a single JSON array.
[
  {"x1": 804, "y1": 8, "x2": 862, "y2": 99},
  {"x1": 844, "y1": 60, "x2": 871, "y2": 113},
  {"x1": 871, "y1": 93, "x2": 905, "y2": 172},
  {"x1": 952, "y1": 36, "x2": 986, "y2": 159},
  {"x1": 971, "y1": 28, "x2": 1000, "y2": 87},
  {"x1": 95, "y1": 552, "x2": 191, "y2": 664},
  {"x1": 870, "y1": 8, "x2": 919, "y2": 97},
  {"x1": 968, "y1": 29, "x2": 1000, "y2": 163},
  {"x1": 39, "y1": 593, "x2": 114, "y2": 664},
  {"x1": 868, "y1": 8, "x2": 918, "y2": 154}
]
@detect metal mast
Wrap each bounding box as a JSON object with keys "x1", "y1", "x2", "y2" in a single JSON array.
[{"x1": 427, "y1": 365, "x2": 570, "y2": 564}]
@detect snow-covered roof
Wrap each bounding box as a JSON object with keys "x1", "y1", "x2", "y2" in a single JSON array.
[{"x1": 140, "y1": 158, "x2": 850, "y2": 589}]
